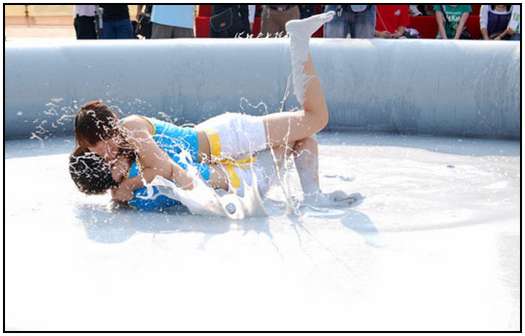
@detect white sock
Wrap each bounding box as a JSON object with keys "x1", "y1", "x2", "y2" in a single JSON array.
[
  {"x1": 285, "y1": 11, "x2": 335, "y2": 106},
  {"x1": 286, "y1": 11, "x2": 335, "y2": 40}
]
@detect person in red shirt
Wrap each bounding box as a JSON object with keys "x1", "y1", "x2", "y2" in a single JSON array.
[{"x1": 375, "y1": 5, "x2": 409, "y2": 38}]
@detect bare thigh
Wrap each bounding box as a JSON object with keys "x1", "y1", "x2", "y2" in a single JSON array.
[{"x1": 261, "y1": 110, "x2": 326, "y2": 148}]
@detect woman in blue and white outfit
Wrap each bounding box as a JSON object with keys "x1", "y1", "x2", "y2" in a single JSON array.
[{"x1": 70, "y1": 12, "x2": 355, "y2": 212}]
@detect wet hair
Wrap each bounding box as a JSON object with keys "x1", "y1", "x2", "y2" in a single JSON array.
[
  {"x1": 75, "y1": 100, "x2": 120, "y2": 147},
  {"x1": 69, "y1": 147, "x2": 118, "y2": 195}
]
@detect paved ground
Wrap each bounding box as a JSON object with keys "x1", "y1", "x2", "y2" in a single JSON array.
[
  {"x1": 5, "y1": 4, "x2": 76, "y2": 40},
  {"x1": 4, "y1": 5, "x2": 138, "y2": 41},
  {"x1": 5, "y1": 24, "x2": 76, "y2": 41}
]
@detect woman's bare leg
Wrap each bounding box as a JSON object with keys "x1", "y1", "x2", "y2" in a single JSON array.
[
  {"x1": 292, "y1": 136, "x2": 321, "y2": 195},
  {"x1": 195, "y1": 13, "x2": 335, "y2": 163},
  {"x1": 263, "y1": 54, "x2": 329, "y2": 147},
  {"x1": 292, "y1": 136, "x2": 359, "y2": 206},
  {"x1": 263, "y1": 12, "x2": 335, "y2": 148}
]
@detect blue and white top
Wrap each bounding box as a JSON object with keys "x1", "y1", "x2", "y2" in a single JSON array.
[{"x1": 127, "y1": 117, "x2": 210, "y2": 212}]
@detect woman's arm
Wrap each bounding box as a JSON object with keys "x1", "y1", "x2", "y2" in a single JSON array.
[
  {"x1": 454, "y1": 12, "x2": 470, "y2": 39},
  {"x1": 121, "y1": 116, "x2": 195, "y2": 189},
  {"x1": 111, "y1": 175, "x2": 143, "y2": 202},
  {"x1": 375, "y1": 30, "x2": 392, "y2": 38},
  {"x1": 479, "y1": 5, "x2": 490, "y2": 40},
  {"x1": 481, "y1": 28, "x2": 490, "y2": 40},
  {"x1": 393, "y1": 26, "x2": 406, "y2": 38},
  {"x1": 111, "y1": 164, "x2": 194, "y2": 202},
  {"x1": 506, "y1": 5, "x2": 520, "y2": 38},
  {"x1": 393, "y1": 6, "x2": 409, "y2": 38},
  {"x1": 435, "y1": 11, "x2": 448, "y2": 39},
  {"x1": 494, "y1": 27, "x2": 514, "y2": 40}
]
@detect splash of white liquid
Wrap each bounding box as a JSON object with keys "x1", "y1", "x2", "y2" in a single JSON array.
[
  {"x1": 148, "y1": 167, "x2": 266, "y2": 220},
  {"x1": 136, "y1": 148, "x2": 267, "y2": 220},
  {"x1": 238, "y1": 94, "x2": 298, "y2": 215}
]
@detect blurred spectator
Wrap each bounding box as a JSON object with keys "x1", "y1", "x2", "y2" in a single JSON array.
[
  {"x1": 99, "y1": 5, "x2": 133, "y2": 39},
  {"x1": 324, "y1": 5, "x2": 376, "y2": 38},
  {"x1": 135, "y1": 5, "x2": 153, "y2": 39},
  {"x1": 508, "y1": 5, "x2": 521, "y2": 40},
  {"x1": 248, "y1": 5, "x2": 256, "y2": 34},
  {"x1": 261, "y1": 5, "x2": 300, "y2": 37},
  {"x1": 416, "y1": 5, "x2": 435, "y2": 16},
  {"x1": 408, "y1": 5, "x2": 422, "y2": 17},
  {"x1": 375, "y1": 5, "x2": 409, "y2": 39},
  {"x1": 209, "y1": 5, "x2": 255, "y2": 38},
  {"x1": 151, "y1": 5, "x2": 195, "y2": 38},
  {"x1": 99, "y1": 4, "x2": 133, "y2": 39},
  {"x1": 299, "y1": 5, "x2": 317, "y2": 19},
  {"x1": 434, "y1": 5, "x2": 472, "y2": 39},
  {"x1": 480, "y1": 5, "x2": 520, "y2": 40},
  {"x1": 74, "y1": 5, "x2": 97, "y2": 39}
]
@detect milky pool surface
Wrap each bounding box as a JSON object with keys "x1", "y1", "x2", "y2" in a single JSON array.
[{"x1": 5, "y1": 132, "x2": 520, "y2": 331}]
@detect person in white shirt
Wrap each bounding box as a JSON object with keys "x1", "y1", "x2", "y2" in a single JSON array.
[{"x1": 507, "y1": 5, "x2": 521, "y2": 41}]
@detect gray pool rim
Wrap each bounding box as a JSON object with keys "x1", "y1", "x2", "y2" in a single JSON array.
[{"x1": 5, "y1": 39, "x2": 520, "y2": 140}]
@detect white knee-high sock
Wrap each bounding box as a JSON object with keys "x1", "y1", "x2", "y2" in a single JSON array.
[{"x1": 285, "y1": 11, "x2": 335, "y2": 106}]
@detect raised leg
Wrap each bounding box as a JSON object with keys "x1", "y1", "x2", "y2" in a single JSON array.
[{"x1": 262, "y1": 11, "x2": 335, "y2": 148}]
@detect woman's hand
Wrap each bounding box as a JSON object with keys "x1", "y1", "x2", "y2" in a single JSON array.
[
  {"x1": 111, "y1": 182, "x2": 134, "y2": 202},
  {"x1": 375, "y1": 31, "x2": 392, "y2": 38},
  {"x1": 454, "y1": 12, "x2": 469, "y2": 39},
  {"x1": 435, "y1": 11, "x2": 448, "y2": 39},
  {"x1": 110, "y1": 155, "x2": 132, "y2": 184}
]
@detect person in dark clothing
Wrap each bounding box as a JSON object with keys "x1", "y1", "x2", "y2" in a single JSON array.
[
  {"x1": 135, "y1": 5, "x2": 153, "y2": 39},
  {"x1": 261, "y1": 5, "x2": 300, "y2": 37},
  {"x1": 480, "y1": 5, "x2": 519, "y2": 40},
  {"x1": 74, "y1": 5, "x2": 98, "y2": 39},
  {"x1": 99, "y1": 5, "x2": 134, "y2": 39},
  {"x1": 209, "y1": 5, "x2": 251, "y2": 38},
  {"x1": 323, "y1": 5, "x2": 376, "y2": 38},
  {"x1": 299, "y1": 5, "x2": 318, "y2": 19}
]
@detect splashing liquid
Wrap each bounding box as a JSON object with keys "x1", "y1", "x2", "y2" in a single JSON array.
[{"x1": 145, "y1": 157, "x2": 267, "y2": 220}]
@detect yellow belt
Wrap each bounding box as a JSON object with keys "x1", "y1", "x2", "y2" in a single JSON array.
[
  {"x1": 221, "y1": 156, "x2": 256, "y2": 190},
  {"x1": 206, "y1": 129, "x2": 256, "y2": 190}
]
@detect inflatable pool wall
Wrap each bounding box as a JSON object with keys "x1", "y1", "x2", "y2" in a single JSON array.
[{"x1": 5, "y1": 39, "x2": 520, "y2": 140}]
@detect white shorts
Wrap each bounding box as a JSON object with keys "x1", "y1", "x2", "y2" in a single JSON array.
[
  {"x1": 221, "y1": 149, "x2": 281, "y2": 198},
  {"x1": 197, "y1": 112, "x2": 268, "y2": 160}
]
